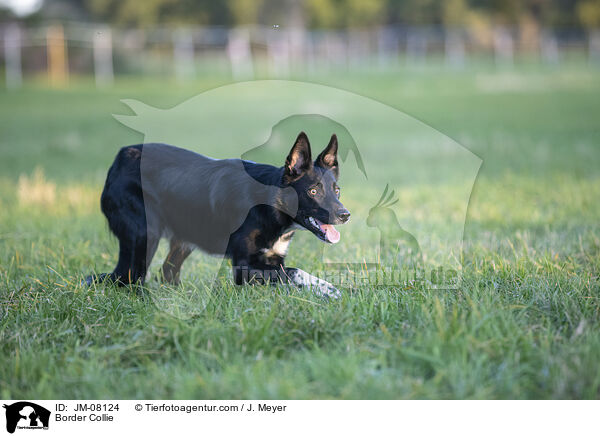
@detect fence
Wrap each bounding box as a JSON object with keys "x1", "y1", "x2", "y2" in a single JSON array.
[{"x1": 1, "y1": 22, "x2": 599, "y2": 88}]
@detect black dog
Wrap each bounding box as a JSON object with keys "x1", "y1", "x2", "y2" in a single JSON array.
[{"x1": 86, "y1": 132, "x2": 350, "y2": 297}]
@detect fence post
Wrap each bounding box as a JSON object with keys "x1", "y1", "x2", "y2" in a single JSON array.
[
  {"x1": 493, "y1": 26, "x2": 514, "y2": 67},
  {"x1": 350, "y1": 30, "x2": 371, "y2": 69},
  {"x1": 590, "y1": 30, "x2": 600, "y2": 64},
  {"x1": 288, "y1": 26, "x2": 305, "y2": 75},
  {"x1": 406, "y1": 28, "x2": 428, "y2": 66},
  {"x1": 540, "y1": 30, "x2": 559, "y2": 65},
  {"x1": 47, "y1": 24, "x2": 68, "y2": 87},
  {"x1": 378, "y1": 27, "x2": 399, "y2": 70},
  {"x1": 4, "y1": 23, "x2": 22, "y2": 89},
  {"x1": 93, "y1": 27, "x2": 114, "y2": 87},
  {"x1": 173, "y1": 28, "x2": 195, "y2": 81},
  {"x1": 445, "y1": 28, "x2": 466, "y2": 68},
  {"x1": 267, "y1": 28, "x2": 290, "y2": 77},
  {"x1": 227, "y1": 28, "x2": 253, "y2": 80}
]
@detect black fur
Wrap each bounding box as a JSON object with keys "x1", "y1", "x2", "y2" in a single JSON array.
[{"x1": 86, "y1": 132, "x2": 350, "y2": 297}]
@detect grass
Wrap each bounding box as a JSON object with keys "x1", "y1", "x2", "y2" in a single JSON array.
[{"x1": 1, "y1": 63, "x2": 599, "y2": 399}]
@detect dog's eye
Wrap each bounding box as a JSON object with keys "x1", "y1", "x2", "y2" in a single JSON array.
[
  {"x1": 334, "y1": 187, "x2": 340, "y2": 196},
  {"x1": 308, "y1": 188, "x2": 317, "y2": 196}
]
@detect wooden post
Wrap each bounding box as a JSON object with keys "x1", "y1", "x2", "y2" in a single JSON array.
[
  {"x1": 4, "y1": 23, "x2": 22, "y2": 89},
  {"x1": 47, "y1": 24, "x2": 68, "y2": 87},
  {"x1": 93, "y1": 27, "x2": 114, "y2": 87}
]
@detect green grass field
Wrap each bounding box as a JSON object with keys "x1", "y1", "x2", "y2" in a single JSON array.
[{"x1": 1, "y1": 64, "x2": 599, "y2": 399}]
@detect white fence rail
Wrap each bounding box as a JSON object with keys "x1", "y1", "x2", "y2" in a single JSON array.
[{"x1": 1, "y1": 23, "x2": 598, "y2": 88}]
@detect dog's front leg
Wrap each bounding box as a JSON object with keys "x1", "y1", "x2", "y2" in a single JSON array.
[
  {"x1": 284, "y1": 267, "x2": 341, "y2": 299},
  {"x1": 231, "y1": 259, "x2": 340, "y2": 299}
]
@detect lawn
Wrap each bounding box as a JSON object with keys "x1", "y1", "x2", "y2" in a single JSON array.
[{"x1": 0, "y1": 63, "x2": 599, "y2": 399}]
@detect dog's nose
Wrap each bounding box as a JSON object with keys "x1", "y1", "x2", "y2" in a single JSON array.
[{"x1": 337, "y1": 209, "x2": 351, "y2": 223}]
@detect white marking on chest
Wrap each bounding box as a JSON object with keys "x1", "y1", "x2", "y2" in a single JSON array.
[{"x1": 262, "y1": 231, "x2": 294, "y2": 257}]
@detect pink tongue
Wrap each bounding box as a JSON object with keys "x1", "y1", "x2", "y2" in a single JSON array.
[{"x1": 320, "y1": 223, "x2": 340, "y2": 244}]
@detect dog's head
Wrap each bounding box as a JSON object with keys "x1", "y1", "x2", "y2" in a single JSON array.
[{"x1": 282, "y1": 132, "x2": 350, "y2": 243}]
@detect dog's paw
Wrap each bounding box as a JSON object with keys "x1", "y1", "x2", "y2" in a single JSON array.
[
  {"x1": 286, "y1": 268, "x2": 341, "y2": 299},
  {"x1": 315, "y1": 281, "x2": 341, "y2": 299},
  {"x1": 81, "y1": 275, "x2": 96, "y2": 286},
  {"x1": 81, "y1": 273, "x2": 109, "y2": 287}
]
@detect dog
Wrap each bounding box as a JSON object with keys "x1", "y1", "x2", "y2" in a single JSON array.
[{"x1": 85, "y1": 132, "x2": 350, "y2": 298}]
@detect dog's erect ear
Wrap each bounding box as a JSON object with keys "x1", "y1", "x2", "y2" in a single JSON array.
[
  {"x1": 284, "y1": 132, "x2": 312, "y2": 181},
  {"x1": 315, "y1": 134, "x2": 339, "y2": 177}
]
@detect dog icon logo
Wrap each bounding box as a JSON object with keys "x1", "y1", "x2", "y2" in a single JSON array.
[{"x1": 3, "y1": 402, "x2": 50, "y2": 434}]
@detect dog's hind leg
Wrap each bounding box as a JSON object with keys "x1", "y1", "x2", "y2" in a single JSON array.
[
  {"x1": 84, "y1": 238, "x2": 137, "y2": 286},
  {"x1": 83, "y1": 237, "x2": 136, "y2": 286},
  {"x1": 161, "y1": 240, "x2": 192, "y2": 285},
  {"x1": 85, "y1": 144, "x2": 163, "y2": 287},
  {"x1": 132, "y1": 229, "x2": 160, "y2": 284},
  {"x1": 127, "y1": 209, "x2": 162, "y2": 285},
  {"x1": 94, "y1": 230, "x2": 159, "y2": 286},
  {"x1": 85, "y1": 214, "x2": 161, "y2": 287}
]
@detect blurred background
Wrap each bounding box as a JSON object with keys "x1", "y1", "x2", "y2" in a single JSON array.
[
  {"x1": 1, "y1": 0, "x2": 600, "y2": 400},
  {"x1": 1, "y1": 0, "x2": 600, "y2": 86},
  {"x1": 0, "y1": 0, "x2": 598, "y2": 262}
]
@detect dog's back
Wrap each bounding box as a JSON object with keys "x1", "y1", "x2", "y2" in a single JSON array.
[{"x1": 101, "y1": 143, "x2": 296, "y2": 256}]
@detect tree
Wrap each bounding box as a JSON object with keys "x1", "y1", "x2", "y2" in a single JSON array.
[
  {"x1": 577, "y1": 0, "x2": 600, "y2": 28},
  {"x1": 306, "y1": 0, "x2": 386, "y2": 28}
]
